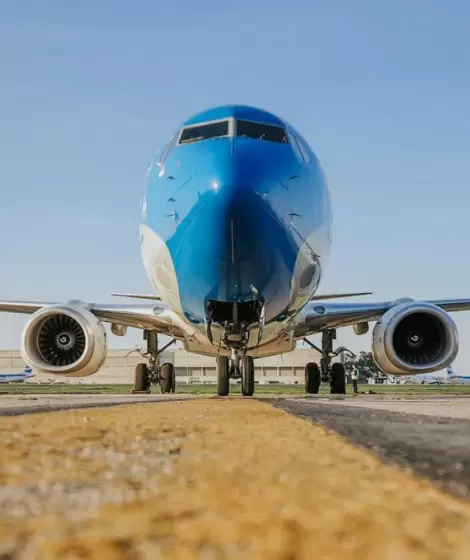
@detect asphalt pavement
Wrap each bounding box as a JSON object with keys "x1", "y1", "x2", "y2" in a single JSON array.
[{"x1": 273, "y1": 397, "x2": 470, "y2": 498}]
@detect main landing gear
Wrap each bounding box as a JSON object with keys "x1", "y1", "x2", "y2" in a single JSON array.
[
  {"x1": 217, "y1": 353, "x2": 255, "y2": 397},
  {"x1": 133, "y1": 330, "x2": 176, "y2": 394},
  {"x1": 303, "y1": 329, "x2": 347, "y2": 395}
]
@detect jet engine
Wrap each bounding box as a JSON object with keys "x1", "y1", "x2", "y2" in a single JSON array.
[
  {"x1": 21, "y1": 303, "x2": 107, "y2": 377},
  {"x1": 372, "y1": 301, "x2": 458, "y2": 374}
]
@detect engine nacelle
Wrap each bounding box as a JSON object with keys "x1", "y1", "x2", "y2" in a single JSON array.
[
  {"x1": 21, "y1": 304, "x2": 107, "y2": 377},
  {"x1": 372, "y1": 301, "x2": 458, "y2": 375}
]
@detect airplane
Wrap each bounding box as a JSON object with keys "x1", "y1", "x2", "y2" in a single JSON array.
[
  {"x1": 444, "y1": 366, "x2": 470, "y2": 384},
  {"x1": 0, "y1": 365, "x2": 35, "y2": 384},
  {"x1": 0, "y1": 104, "x2": 469, "y2": 396},
  {"x1": 403, "y1": 365, "x2": 470, "y2": 385},
  {"x1": 402, "y1": 373, "x2": 447, "y2": 385}
]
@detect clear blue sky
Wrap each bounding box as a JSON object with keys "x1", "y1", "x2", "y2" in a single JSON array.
[{"x1": 0, "y1": 1, "x2": 469, "y2": 372}]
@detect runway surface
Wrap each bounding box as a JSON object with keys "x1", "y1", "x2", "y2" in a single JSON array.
[
  {"x1": 2, "y1": 394, "x2": 470, "y2": 558},
  {"x1": 275, "y1": 398, "x2": 470, "y2": 499},
  {"x1": 0, "y1": 393, "x2": 202, "y2": 415}
]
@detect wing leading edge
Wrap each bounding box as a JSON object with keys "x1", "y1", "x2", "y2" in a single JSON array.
[
  {"x1": 0, "y1": 300, "x2": 185, "y2": 338},
  {"x1": 294, "y1": 298, "x2": 470, "y2": 338},
  {"x1": 0, "y1": 296, "x2": 470, "y2": 345},
  {"x1": 310, "y1": 291, "x2": 373, "y2": 301}
]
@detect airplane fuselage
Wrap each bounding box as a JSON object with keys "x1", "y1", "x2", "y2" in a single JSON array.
[
  {"x1": 140, "y1": 106, "x2": 332, "y2": 356},
  {"x1": 0, "y1": 368, "x2": 34, "y2": 383}
]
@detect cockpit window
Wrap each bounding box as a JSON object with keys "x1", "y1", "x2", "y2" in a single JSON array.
[
  {"x1": 179, "y1": 120, "x2": 229, "y2": 144},
  {"x1": 236, "y1": 120, "x2": 288, "y2": 143}
]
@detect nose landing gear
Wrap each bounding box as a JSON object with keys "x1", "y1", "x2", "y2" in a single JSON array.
[
  {"x1": 216, "y1": 352, "x2": 255, "y2": 397},
  {"x1": 303, "y1": 329, "x2": 348, "y2": 395}
]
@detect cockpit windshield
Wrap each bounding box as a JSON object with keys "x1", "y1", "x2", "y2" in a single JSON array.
[
  {"x1": 236, "y1": 120, "x2": 288, "y2": 143},
  {"x1": 179, "y1": 120, "x2": 229, "y2": 144},
  {"x1": 177, "y1": 118, "x2": 289, "y2": 145}
]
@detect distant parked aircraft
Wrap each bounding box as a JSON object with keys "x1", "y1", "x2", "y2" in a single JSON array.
[
  {"x1": 0, "y1": 365, "x2": 35, "y2": 384},
  {"x1": 445, "y1": 366, "x2": 470, "y2": 384},
  {"x1": 402, "y1": 365, "x2": 470, "y2": 385}
]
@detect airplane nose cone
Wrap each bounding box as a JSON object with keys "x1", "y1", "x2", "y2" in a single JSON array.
[{"x1": 167, "y1": 181, "x2": 298, "y2": 323}]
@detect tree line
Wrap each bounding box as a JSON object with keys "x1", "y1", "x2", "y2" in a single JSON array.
[{"x1": 343, "y1": 351, "x2": 382, "y2": 382}]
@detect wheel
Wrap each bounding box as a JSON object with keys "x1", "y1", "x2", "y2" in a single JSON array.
[
  {"x1": 330, "y1": 362, "x2": 346, "y2": 394},
  {"x1": 217, "y1": 356, "x2": 230, "y2": 396},
  {"x1": 134, "y1": 363, "x2": 150, "y2": 392},
  {"x1": 241, "y1": 356, "x2": 255, "y2": 396},
  {"x1": 305, "y1": 362, "x2": 321, "y2": 394},
  {"x1": 160, "y1": 363, "x2": 175, "y2": 394}
]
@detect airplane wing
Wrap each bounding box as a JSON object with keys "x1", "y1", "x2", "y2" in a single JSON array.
[
  {"x1": 295, "y1": 298, "x2": 470, "y2": 337},
  {"x1": 4, "y1": 296, "x2": 470, "y2": 336},
  {"x1": 0, "y1": 300, "x2": 185, "y2": 338},
  {"x1": 110, "y1": 293, "x2": 162, "y2": 301},
  {"x1": 309, "y1": 291, "x2": 373, "y2": 301}
]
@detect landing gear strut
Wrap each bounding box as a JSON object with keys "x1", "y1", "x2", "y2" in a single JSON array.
[
  {"x1": 132, "y1": 330, "x2": 176, "y2": 394},
  {"x1": 303, "y1": 329, "x2": 347, "y2": 395}
]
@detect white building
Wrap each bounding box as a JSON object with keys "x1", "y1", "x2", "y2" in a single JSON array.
[{"x1": 0, "y1": 347, "x2": 322, "y2": 384}]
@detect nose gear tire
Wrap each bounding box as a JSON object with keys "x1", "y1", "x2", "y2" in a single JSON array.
[
  {"x1": 217, "y1": 356, "x2": 230, "y2": 396},
  {"x1": 241, "y1": 356, "x2": 255, "y2": 396}
]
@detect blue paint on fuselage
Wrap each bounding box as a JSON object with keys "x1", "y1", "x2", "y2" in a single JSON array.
[
  {"x1": 142, "y1": 105, "x2": 332, "y2": 327},
  {"x1": 0, "y1": 366, "x2": 34, "y2": 383},
  {"x1": 182, "y1": 105, "x2": 285, "y2": 127}
]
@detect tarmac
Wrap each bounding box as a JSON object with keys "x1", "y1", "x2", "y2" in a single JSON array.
[
  {"x1": 0, "y1": 393, "x2": 201, "y2": 416},
  {"x1": 2, "y1": 393, "x2": 470, "y2": 558},
  {"x1": 275, "y1": 397, "x2": 470, "y2": 499}
]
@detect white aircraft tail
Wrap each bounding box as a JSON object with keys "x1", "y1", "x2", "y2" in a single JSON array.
[
  {"x1": 445, "y1": 365, "x2": 460, "y2": 381},
  {"x1": 23, "y1": 366, "x2": 35, "y2": 378}
]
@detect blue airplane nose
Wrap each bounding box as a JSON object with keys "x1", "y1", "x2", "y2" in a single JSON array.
[{"x1": 167, "y1": 179, "x2": 299, "y2": 325}]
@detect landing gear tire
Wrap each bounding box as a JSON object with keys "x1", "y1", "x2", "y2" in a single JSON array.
[
  {"x1": 160, "y1": 363, "x2": 175, "y2": 394},
  {"x1": 134, "y1": 363, "x2": 151, "y2": 393},
  {"x1": 330, "y1": 362, "x2": 346, "y2": 394},
  {"x1": 241, "y1": 356, "x2": 255, "y2": 396},
  {"x1": 217, "y1": 356, "x2": 230, "y2": 396},
  {"x1": 305, "y1": 362, "x2": 321, "y2": 394}
]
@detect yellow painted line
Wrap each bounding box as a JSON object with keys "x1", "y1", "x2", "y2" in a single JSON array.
[{"x1": 1, "y1": 399, "x2": 470, "y2": 558}]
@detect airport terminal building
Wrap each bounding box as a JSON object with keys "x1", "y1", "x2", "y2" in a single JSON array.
[{"x1": 0, "y1": 348, "x2": 323, "y2": 384}]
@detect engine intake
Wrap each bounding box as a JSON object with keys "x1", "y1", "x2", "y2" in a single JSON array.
[
  {"x1": 372, "y1": 301, "x2": 458, "y2": 374},
  {"x1": 21, "y1": 303, "x2": 107, "y2": 377},
  {"x1": 38, "y1": 314, "x2": 87, "y2": 366}
]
